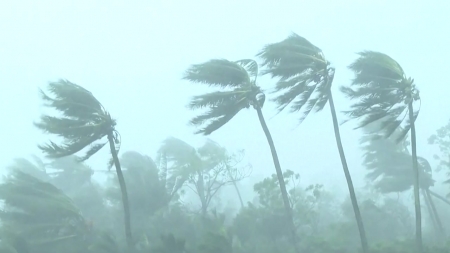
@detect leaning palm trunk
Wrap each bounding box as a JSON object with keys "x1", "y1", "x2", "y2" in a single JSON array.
[
  {"x1": 425, "y1": 189, "x2": 445, "y2": 237},
  {"x1": 422, "y1": 190, "x2": 439, "y2": 239},
  {"x1": 408, "y1": 102, "x2": 423, "y2": 252},
  {"x1": 255, "y1": 107, "x2": 298, "y2": 252},
  {"x1": 328, "y1": 90, "x2": 369, "y2": 252},
  {"x1": 429, "y1": 190, "x2": 450, "y2": 206},
  {"x1": 108, "y1": 133, "x2": 133, "y2": 249}
]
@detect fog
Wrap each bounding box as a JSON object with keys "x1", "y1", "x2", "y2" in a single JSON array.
[{"x1": 0, "y1": 1, "x2": 449, "y2": 253}]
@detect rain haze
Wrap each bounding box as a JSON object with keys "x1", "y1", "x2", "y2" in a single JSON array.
[{"x1": 0, "y1": 1, "x2": 450, "y2": 252}]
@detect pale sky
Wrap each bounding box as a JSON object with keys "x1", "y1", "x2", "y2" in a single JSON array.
[{"x1": 1, "y1": 0, "x2": 449, "y2": 202}]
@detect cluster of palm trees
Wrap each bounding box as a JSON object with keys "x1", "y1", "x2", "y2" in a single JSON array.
[{"x1": 34, "y1": 33, "x2": 425, "y2": 253}]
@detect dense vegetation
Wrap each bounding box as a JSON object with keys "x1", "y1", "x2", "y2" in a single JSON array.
[{"x1": 1, "y1": 33, "x2": 450, "y2": 253}]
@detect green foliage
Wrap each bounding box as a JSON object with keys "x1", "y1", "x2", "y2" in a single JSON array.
[
  {"x1": 157, "y1": 137, "x2": 250, "y2": 215},
  {"x1": 183, "y1": 59, "x2": 265, "y2": 135},
  {"x1": 197, "y1": 232, "x2": 232, "y2": 253},
  {"x1": 360, "y1": 125, "x2": 434, "y2": 193},
  {"x1": 0, "y1": 170, "x2": 90, "y2": 253},
  {"x1": 429, "y1": 119, "x2": 450, "y2": 185},
  {"x1": 151, "y1": 234, "x2": 186, "y2": 253},
  {"x1": 257, "y1": 33, "x2": 333, "y2": 123},
  {"x1": 341, "y1": 51, "x2": 421, "y2": 142},
  {"x1": 34, "y1": 80, "x2": 120, "y2": 167}
]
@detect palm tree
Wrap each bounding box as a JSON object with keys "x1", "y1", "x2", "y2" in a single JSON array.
[
  {"x1": 341, "y1": 51, "x2": 422, "y2": 251},
  {"x1": 0, "y1": 170, "x2": 89, "y2": 253},
  {"x1": 183, "y1": 59, "x2": 298, "y2": 250},
  {"x1": 360, "y1": 125, "x2": 445, "y2": 238},
  {"x1": 34, "y1": 80, "x2": 133, "y2": 249},
  {"x1": 257, "y1": 33, "x2": 369, "y2": 253}
]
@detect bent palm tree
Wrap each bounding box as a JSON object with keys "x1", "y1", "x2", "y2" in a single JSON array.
[
  {"x1": 183, "y1": 59, "x2": 298, "y2": 250},
  {"x1": 257, "y1": 33, "x2": 369, "y2": 253},
  {"x1": 34, "y1": 80, "x2": 133, "y2": 249},
  {"x1": 341, "y1": 51, "x2": 422, "y2": 251}
]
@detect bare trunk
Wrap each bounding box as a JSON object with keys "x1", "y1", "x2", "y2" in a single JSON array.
[
  {"x1": 429, "y1": 190, "x2": 450, "y2": 206},
  {"x1": 425, "y1": 189, "x2": 445, "y2": 237},
  {"x1": 328, "y1": 90, "x2": 369, "y2": 253},
  {"x1": 408, "y1": 101, "x2": 423, "y2": 252},
  {"x1": 225, "y1": 164, "x2": 245, "y2": 209},
  {"x1": 422, "y1": 190, "x2": 439, "y2": 238},
  {"x1": 108, "y1": 133, "x2": 133, "y2": 250},
  {"x1": 255, "y1": 107, "x2": 299, "y2": 253}
]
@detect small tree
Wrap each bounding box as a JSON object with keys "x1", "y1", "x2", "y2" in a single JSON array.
[{"x1": 157, "y1": 137, "x2": 251, "y2": 216}]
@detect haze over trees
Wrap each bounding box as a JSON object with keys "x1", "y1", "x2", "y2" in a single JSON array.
[{"x1": 1, "y1": 32, "x2": 450, "y2": 253}]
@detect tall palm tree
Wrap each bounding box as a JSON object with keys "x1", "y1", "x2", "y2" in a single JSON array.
[
  {"x1": 257, "y1": 33, "x2": 369, "y2": 253},
  {"x1": 183, "y1": 59, "x2": 298, "y2": 250},
  {"x1": 341, "y1": 51, "x2": 422, "y2": 251},
  {"x1": 34, "y1": 80, "x2": 133, "y2": 249}
]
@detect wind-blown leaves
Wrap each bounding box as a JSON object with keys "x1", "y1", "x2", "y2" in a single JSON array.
[
  {"x1": 184, "y1": 59, "x2": 264, "y2": 135},
  {"x1": 0, "y1": 170, "x2": 88, "y2": 252},
  {"x1": 35, "y1": 80, "x2": 120, "y2": 164},
  {"x1": 360, "y1": 125, "x2": 434, "y2": 193},
  {"x1": 183, "y1": 59, "x2": 252, "y2": 88},
  {"x1": 257, "y1": 33, "x2": 333, "y2": 124},
  {"x1": 341, "y1": 51, "x2": 421, "y2": 142}
]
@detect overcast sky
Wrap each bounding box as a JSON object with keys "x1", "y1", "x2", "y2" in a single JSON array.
[{"x1": 1, "y1": 0, "x2": 449, "y2": 202}]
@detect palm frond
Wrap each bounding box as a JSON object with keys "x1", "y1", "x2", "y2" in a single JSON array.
[
  {"x1": 189, "y1": 99, "x2": 248, "y2": 135},
  {"x1": 39, "y1": 80, "x2": 105, "y2": 120},
  {"x1": 235, "y1": 59, "x2": 259, "y2": 83},
  {"x1": 360, "y1": 124, "x2": 434, "y2": 192},
  {"x1": 188, "y1": 90, "x2": 249, "y2": 110},
  {"x1": 0, "y1": 170, "x2": 87, "y2": 248},
  {"x1": 185, "y1": 58, "x2": 264, "y2": 135},
  {"x1": 35, "y1": 80, "x2": 117, "y2": 164},
  {"x1": 183, "y1": 59, "x2": 251, "y2": 88},
  {"x1": 257, "y1": 33, "x2": 333, "y2": 123},
  {"x1": 341, "y1": 51, "x2": 421, "y2": 142}
]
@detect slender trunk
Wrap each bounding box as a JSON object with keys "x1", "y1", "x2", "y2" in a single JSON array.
[
  {"x1": 232, "y1": 180, "x2": 244, "y2": 209},
  {"x1": 107, "y1": 133, "x2": 133, "y2": 249},
  {"x1": 422, "y1": 190, "x2": 439, "y2": 238},
  {"x1": 225, "y1": 164, "x2": 244, "y2": 209},
  {"x1": 408, "y1": 101, "x2": 423, "y2": 252},
  {"x1": 255, "y1": 107, "x2": 299, "y2": 253},
  {"x1": 425, "y1": 189, "x2": 445, "y2": 237},
  {"x1": 197, "y1": 171, "x2": 208, "y2": 217},
  {"x1": 429, "y1": 190, "x2": 450, "y2": 206},
  {"x1": 328, "y1": 91, "x2": 369, "y2": 253}
]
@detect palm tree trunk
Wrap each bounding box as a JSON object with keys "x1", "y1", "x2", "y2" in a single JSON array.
[
  {"x1": 328, "y1": 91, "x2": 369, "y2": 253},
  {"x1": 108, "y1": 133, "x2": 133, "y2": 249},
  {"x1": 429, "y1": 190, "x2": 450, "y2": 206},
  {"x1": 255, "y1": 107, "x2": 299, "y2": 253},
  {"x1": 225, "y1": 164, "x2": 245, "y2": 209},
  {"x1": 422, "y1": 189, "x2": 439, "y2": 239},
  {"x1": 425, "y1": 189, "x2": 445, "y2": 237},
  {"x1": 408, "y1": 101, "x2": 423, "y2": 252}
]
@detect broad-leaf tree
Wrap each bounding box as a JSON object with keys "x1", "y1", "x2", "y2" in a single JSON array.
[
  {"x1": 429, "y1": 118, "x2": 450, "y2": 186},
  {"x1": 34, "y1": 80, "x2": 133, "y2": 248},
  {"x1": 182, "y1": 59, "x2": 299, "y2": 250},
  {"x1": 257, "y1": 33, "x2": 368, "y2": 252},
  {"x1": 157, "y1": 137, "x2": 250, "y2": 216},
  {"x1": 341, "y1": 51, "x2": 423, "y2": 251}
]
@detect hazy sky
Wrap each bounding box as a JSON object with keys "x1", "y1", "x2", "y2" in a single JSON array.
[{"x1": 1, "y1": 0, "x2": 449, "y2": 200}]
